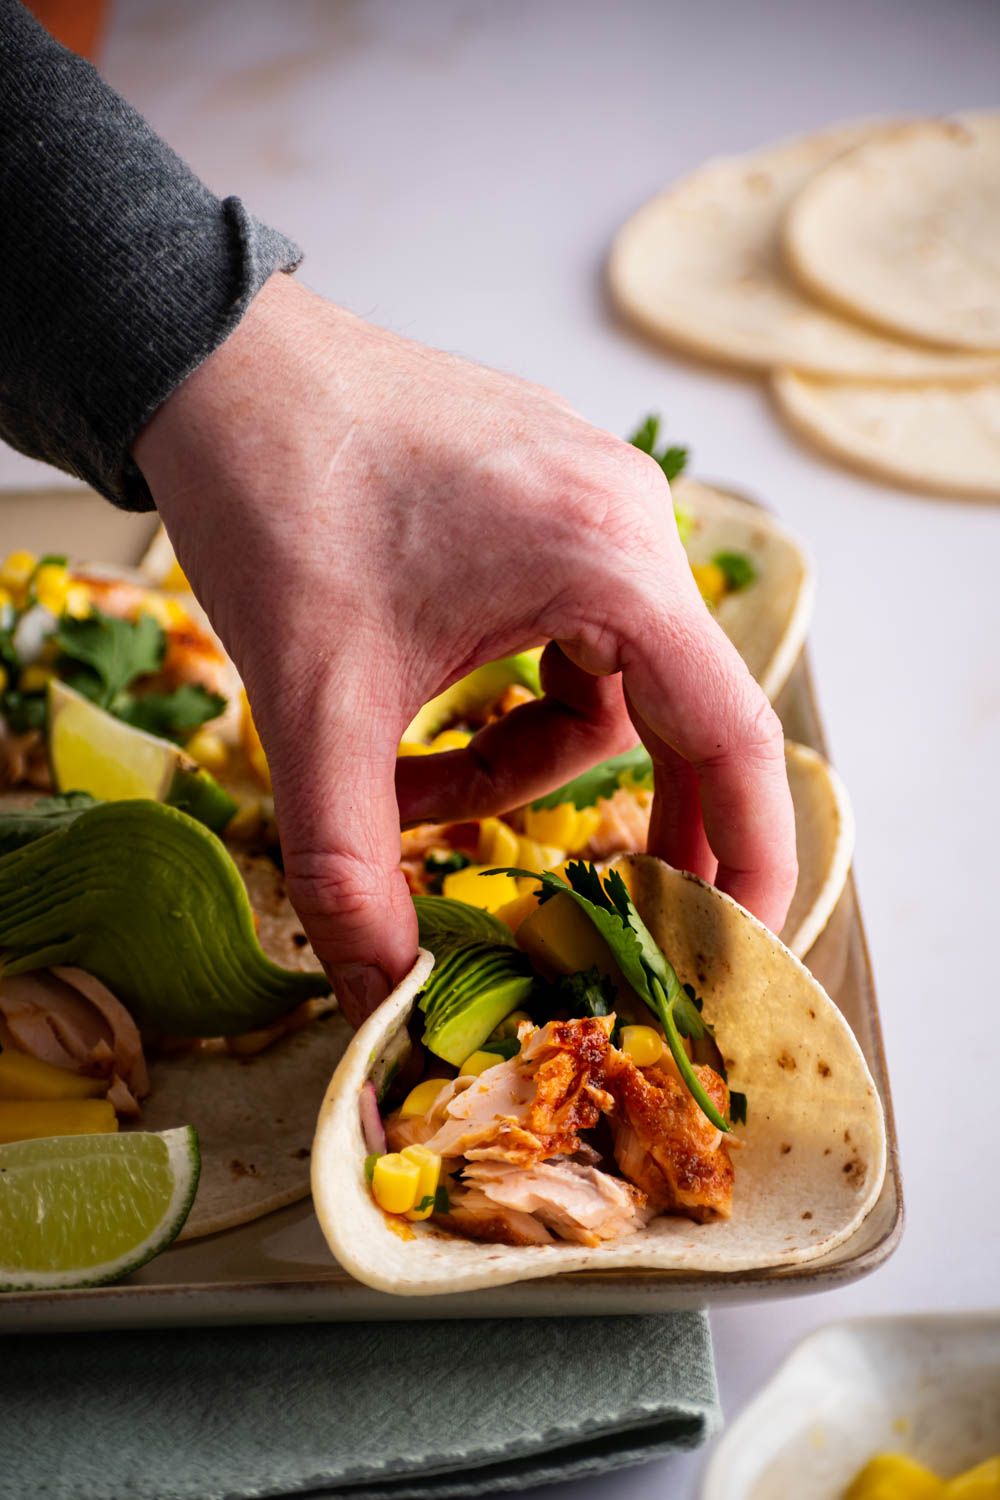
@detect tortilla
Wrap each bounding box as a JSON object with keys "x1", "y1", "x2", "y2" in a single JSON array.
[
  {"x1": 136, "y1": 849, "x2": 348, "y2": 1239},
  {"x1": 142, "y1": 1009, "x2": 352, "y2": 1239},
  {"x1": 781, "y1": 742, "x2": 854, "y2": 958},
  {"x1": 677, "y1": 478, "x2": 814, "y2": 701},
  {"x1": 784, "y1": 115, "x2": 1000, "y2": 353},
  {"x1": 312, "y1": 855, "x2": 886, "y2": 1296},
  {"x1": 772, "y1": 370, "x2": 1000, "y2": 500},
  {"x1": 609, "y1": 123, "x2": 1000, "y2": 381}
]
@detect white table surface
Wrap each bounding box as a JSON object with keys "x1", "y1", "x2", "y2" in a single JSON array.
[{"x1": 5, "y1": 1, "x2": 999, "y2": 1494}]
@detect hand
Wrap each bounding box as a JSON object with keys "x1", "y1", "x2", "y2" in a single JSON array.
[{"x1": 134, "y1": 274, "x2": 796, "y2": 1025}]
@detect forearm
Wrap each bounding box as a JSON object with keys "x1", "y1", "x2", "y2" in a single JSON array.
[{"x1": 0, "y1": 0, "x2": 300, "y2": 509}]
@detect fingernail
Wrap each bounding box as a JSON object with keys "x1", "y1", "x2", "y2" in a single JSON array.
[{"x1": 328, "y1": 963, "x2": 391, "y2": 1029}]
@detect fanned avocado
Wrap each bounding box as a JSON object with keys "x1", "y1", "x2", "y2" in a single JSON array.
[
  {"x1": 0, "y1": 800, "x2": 329, "y2": 1036},
  {"x1": 419, "y1": 940, "x2": 533, "y2": 1066},
  {"x1": 403, "y1": 650, "x2": 543, "y2": 744}
]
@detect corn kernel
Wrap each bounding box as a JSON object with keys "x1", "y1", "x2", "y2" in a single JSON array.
[
  {"x1": 402, "y1": 1144, "x2": 442, "y2": 1220},
  {"x1": 371, "y1": 1152, "x2": 421, "y2": 1215},
  {"x1": 478, "y1": 816, "x2": 520, "y2": 867},
  {"x1": 32, "y1": 562, "x2": 70, "y2": 614},
  {"x1": 0, "y1": 550, "x2": 37, "y2": 599},
  {"x1": 430, "y1": 728, "x2": 472, "y2": 752},
  {"x1": 19, "y1": 663, "x2": 54, "y2": 694},
  {"x1": 0, "y1": 665, "x2": 6, "y2": 694},
  {"x1": 691, "y1": 561, "x2": 728, "y2": 608},
  {"x1": 398, "y1": 1078, "x2": 448, "y2": 1120},
  {"x1": 458, "y1": 1049, "x2": 503, "y2": 1077},
  {"x1": 620, "y1": 1025, "x2": 665, "y2": 1068},
  {"x1": 185, "y1": 730, "x2": 228, "y2": 772},
  {"x1": 398, "y1": 740, "x2": 433, "y2": 757},
  {"x1": 138, "y1": 594, "x2": 190, "y2": 631},
  {"x1": 63, "y1": 582, "x2": 92, "y2": 618},
  {"x1": 441, "y1": 865, "x2": 519, "y2": 912}
]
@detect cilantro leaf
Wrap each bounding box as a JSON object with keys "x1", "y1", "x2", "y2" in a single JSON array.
[
  {"x1": 0, "y1": 690, "x2": 47, "y2": 733},
  {"x1": 530, "y1": 745, "x2": 654, "y2": 811},
  {"x1": 0, "y1": 792, "x2": 98, "y2": 857},
  {"x1": 729, "y1": 1091, "x2": 748, "y2": 1126},
  {"x1": 114, "y1": 683, "x2": 225, "y2": 742},
  {"x1": 712, "y1": 551, "x2": 757, "y2": 592},
  {"x1": 55, "y1": 610, "x2": 164, "y2": 707},
  {"x1": 629, "y1": 413, "x2": 688, "y2": 483}
]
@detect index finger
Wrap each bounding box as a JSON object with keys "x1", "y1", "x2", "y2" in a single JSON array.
[{"x1": 620, "y1": 596, "x2": 797, "y2": 933}]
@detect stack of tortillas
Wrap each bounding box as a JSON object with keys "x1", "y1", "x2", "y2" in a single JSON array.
[{"x1": 610, "y1": 114, "x2": 1000, "y2": 500}]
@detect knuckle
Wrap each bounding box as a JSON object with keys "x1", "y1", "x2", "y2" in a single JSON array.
[{"x1": 283, "y1": 846, "x2": 381, "y2": 925}]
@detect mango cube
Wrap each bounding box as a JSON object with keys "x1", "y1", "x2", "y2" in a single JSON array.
[
  {"x1": 0, "y1": 1099, "x2": 117, "y2": 1143},
  {"x1": 441, "y1": 865, "x2": 518, "y2": 912},
  {"x1": 398, "y1": 1078, "x2": 448, "y2": 1120},
  {"x1": 0, "y1": 1049, "x2": 107, "y2": 1102}
]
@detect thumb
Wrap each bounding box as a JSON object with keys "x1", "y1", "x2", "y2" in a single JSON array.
[{"x1": 252, "y1": 675, "x2": 416, "y2": 1029}]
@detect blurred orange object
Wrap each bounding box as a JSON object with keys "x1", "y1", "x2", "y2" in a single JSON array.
[{"x1": 24, "y1": 0, "x2": 109, "y2": 60}]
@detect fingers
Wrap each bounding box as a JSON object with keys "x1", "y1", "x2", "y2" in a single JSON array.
[
  {"x1": 636, "y1": 727, "x2": 718, "y2": 887},
  {"x1": 620, "y1": 594, "x2": 797, "y2": 933},
  {"x1": 395, "y1": 643, "x2": 636, "y2": 825},
  {"x1": 251, "y1": 668, "x2": 418, "y2": 1028}
]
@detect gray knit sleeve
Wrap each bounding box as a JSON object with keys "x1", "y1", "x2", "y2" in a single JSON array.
[{"x1": 0, "y1": 0, "x2": 302, "y2": 511}]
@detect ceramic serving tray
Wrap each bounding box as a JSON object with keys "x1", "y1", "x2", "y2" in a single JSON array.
[{"x1": 0, "y1": 486, "x2": 903, "y2": 1330}]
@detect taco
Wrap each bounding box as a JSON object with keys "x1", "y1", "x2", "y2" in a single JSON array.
[
  {"x1": 0, "y1": 794, "x2": 348, "y2": 1240},
  {"x1": 311, "y1": 855, "x2": 886, "y2": 1296}
]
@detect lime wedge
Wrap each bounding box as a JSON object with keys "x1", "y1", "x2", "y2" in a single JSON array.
[
  {"x1": 0, "y1": 1127, "x2": 200, "y2": 1291},
  {"x1": 47, "y1": 679, "x2": 236, "y2": 832}
]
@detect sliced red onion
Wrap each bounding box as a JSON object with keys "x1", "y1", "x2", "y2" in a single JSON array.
[
  {"x1": 359, "y1": 1081, "x2": 387, "y2": 1155},
  {"x1": 12, "y1": 603, "x2": 58, "y2": 664}
]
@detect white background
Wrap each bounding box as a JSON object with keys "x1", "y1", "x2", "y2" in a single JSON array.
[{"x1": 5, "y1": 2, "x2": 999, "y2": 1493}]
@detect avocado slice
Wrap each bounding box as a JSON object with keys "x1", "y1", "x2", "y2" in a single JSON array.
[
  {"x1": 0, "y1": 800, "x2": 329, "y2": 1036},
  {"x1": 404, "y1": 650, "x2": 543, "y2": 744},
  {"x1": 419, "y1": 940, "x2": 534, "y2": 1066}
]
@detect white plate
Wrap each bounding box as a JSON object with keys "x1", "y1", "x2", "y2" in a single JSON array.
[{"x1": 702, "y1": 1312, "x2": 1000, "y2": 1499}]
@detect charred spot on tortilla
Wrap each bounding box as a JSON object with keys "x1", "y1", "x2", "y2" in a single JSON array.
[
  {"x1": 777, "y1": 1051, "x2": 797, "y2": 1071},
  {"x1": 818, "y1": 1060, "x2": 832, "y2": 1077},
  {"x1": 780, "y1": 1143, "x2": 792, "y2": 1155}
]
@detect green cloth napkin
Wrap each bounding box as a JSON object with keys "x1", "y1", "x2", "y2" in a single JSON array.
[{"x1": 1, "y1": 1312, "x2": 718, "y2": 1499}]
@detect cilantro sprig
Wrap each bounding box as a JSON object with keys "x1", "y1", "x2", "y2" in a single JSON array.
[
  {"x1": 55, "y1": 610, "x2": 164, "y2": 707},
  {"x1": 629, "y1": 414, "x2": 688, "y2": 483},
  {"x1": 488, "y1": 860, "x2": 736, "y2": 1132},
  {"x1": 53, "y1": 610, "x2": 223, "y2": 741}
]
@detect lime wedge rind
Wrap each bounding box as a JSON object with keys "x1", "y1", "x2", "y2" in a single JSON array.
[{"x1": 0, "y1": 1126, "x2": 200, "y2": 1293}]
